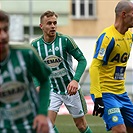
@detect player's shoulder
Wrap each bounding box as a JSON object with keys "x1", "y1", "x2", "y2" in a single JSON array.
[
  {"x1": 10, "y1": 44, "x2": 32, "y2": 49},
  {"x1": 10, "y1": 44, "x2": 36, "y2": 53},
  {"x1": 10, "y1": 44, "x2": 41, "y2": 59},
  {"x1": 126, "y1": 29, "x2": 133, "y2": 38},
  {"x1": 57, "y1": 32, "x2": 73, "y2": 40},
  {"x1": 31, "y1": 35, "x2": 43, "y2": 45},
  {"x1": 98, "y1": 25, "x2": 114, "y2": 41},
  {"x1": 101, "y1": 25, "x2": 114, "y2": 35}
]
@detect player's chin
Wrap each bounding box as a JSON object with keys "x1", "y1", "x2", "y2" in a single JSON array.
[
  {"x1": 129, "y1": 23, "x2": 133, "y2": 28},
  {"x1": 0, "y1": 43, "x2": 8, "y2": 50},
  {"x1": 49, "y1": 33, "x2": 56, "y2": 37}
]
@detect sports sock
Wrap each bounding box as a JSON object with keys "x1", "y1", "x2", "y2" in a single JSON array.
[
  {"x1": 81, "y1": 126, "x2": 93, "y2": 133},
  {"x1": 53, "y1": 125, "x2": 59, "y2": 133}
]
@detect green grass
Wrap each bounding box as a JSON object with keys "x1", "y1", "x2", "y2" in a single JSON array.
[{"x1": 55, "y1": 114, "x2": 112, "y2": 133}]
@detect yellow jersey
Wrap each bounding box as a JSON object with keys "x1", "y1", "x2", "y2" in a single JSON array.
[{"x1": 90, "y1": 25, "x2": 133, "y2": 98}]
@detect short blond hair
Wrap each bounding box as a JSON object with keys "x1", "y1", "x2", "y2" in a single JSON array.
[{"x1": 40, "y1": 10, "x2": 58, "y2": 23}]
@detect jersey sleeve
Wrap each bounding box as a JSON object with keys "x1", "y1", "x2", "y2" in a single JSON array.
[
  {"x1": 32, "y1": 77, "x2": 40, "y2": 87},
  {"x1": 30, "y1": 39, "x2": 42, "y2": 87},
  {"x1": 25, "y1": 46, "x2": 51, "y2": 115},
  {"x1": 66, "y1": 36, "x2": 87, "y2": 82},
  {"x1": 93, "y1": 32, "x2": 115, "y2": 64},
  {"x1": 89, "y1": 58, "x2": 103, "y2": 98}
]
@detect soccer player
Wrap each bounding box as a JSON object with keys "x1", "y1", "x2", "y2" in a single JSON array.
[
  {"x1": 0, "y1": 10, "x2": 55, "y2": 133},
  {"x1": 31, "y1": 11, "x2": 92, "y2": 133},
  {"x1": 89, "y1": 0, "x2": 133, "y2": 133}
]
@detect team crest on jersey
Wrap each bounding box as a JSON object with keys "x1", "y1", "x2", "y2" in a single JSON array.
[
  {"x1": 99, "y1": 48, "x2": 105, "y2": 57},
  {"x1": 44, "y1": 55, "x2": 62, "y2": 68},
  {"x1": 55, "y1": 46, "x2": 59, "y2": 51},
  {"x1": 0, "y1": 81, "x2": 27, "y2": 103},
  {"x1": 14, "y1": 66, "x2": 22, "y2": 74}
]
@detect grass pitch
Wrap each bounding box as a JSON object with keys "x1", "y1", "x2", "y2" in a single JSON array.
[{"x1": 56, "y1": 114, "x2": 112, "y2": 133}]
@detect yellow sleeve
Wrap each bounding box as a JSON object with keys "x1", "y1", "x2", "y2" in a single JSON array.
[{"x1": 89, "y1": 58, "x2": 103, "y2": 98}]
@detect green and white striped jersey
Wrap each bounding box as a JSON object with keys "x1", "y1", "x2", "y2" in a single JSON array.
[
  {"x1": 31, "y1": 32, "x2": 87, "y2": 95},
  {"x1": 0, "y1": 44, "x2": 51, "y2": 133}
]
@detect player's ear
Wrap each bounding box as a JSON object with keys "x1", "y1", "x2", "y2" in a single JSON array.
[
  {"x1": 40, "y1": 23, "x2": 43, "y2": 29},
  {"x1": 121, "y1": 11, "x2": 126, "y2": 18}
]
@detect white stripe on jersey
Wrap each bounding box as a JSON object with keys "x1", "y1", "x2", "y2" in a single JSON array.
[
  {"x1": 59, "y1": 38, "x2": 70, "y2": 94},
  {"x1": 8, "y1": 60, "x2": 16, "y2": 80},
  {"x1": 0, "y1": 118, "x2": 4, "y2": 129},
  {"x1": 44, "y1": 41, "x2": 48, "y2": 56},
  {"x1": 67, "y1": 52, "x2": 75, "y2": 76},
  {"x1": 50, "y1": 42, "x2": 60, "y2": 93},
  {"x1": 65, "y1": 38, "x2": 75, "y2": 76},
  {"x1": 37, "y1": 41, "x2": 42, "y2": 59},
  {"x1": 17, "y1": 51, "x2": 28, "y2": 84},
  {"x1": 0, "y1": 74, "x2": 3, "y2": 85}
]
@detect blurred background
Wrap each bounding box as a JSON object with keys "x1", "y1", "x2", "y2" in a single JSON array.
[{"x1": 0, "y1": 0, "x2": 133, "y2": 99}]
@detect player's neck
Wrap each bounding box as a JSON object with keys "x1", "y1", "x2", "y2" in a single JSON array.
[
  {"x1": 0, "y1": 49, "x2": 9, "y2": 63},
  {"x1": 114, "y1": 21, "x2": 128, "y2": 35},
  {"x1": 43, "y1": 35, "x2": 56, "y2": 43}
]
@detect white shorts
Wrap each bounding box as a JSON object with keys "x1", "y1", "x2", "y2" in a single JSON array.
[{"x1": 48, "y1": 89, "x2": 87, "y2": 118}]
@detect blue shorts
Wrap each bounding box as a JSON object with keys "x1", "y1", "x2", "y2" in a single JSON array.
[{"x1": 91, "y1": 92, "x2": 133, "y2": 131}]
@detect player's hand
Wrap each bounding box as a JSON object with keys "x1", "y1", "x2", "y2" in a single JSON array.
[
  {"x1": 67, "y1": 80, "x2": 78, "y2": 96},
  {"x1": 36, "y1": 86, "x2": 40, "y2": 92},
  {"x1": 93, "y1": 98, "x2": 104, "y2": 117},
  {"x1": 33, "y1": 115, "x2": 49, "y2": 133}
]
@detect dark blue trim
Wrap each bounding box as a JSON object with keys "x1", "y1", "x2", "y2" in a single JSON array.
[
  {"x1": 103, "y1": 38, "x2": 115, "y2": 65},
  {"x1": 94, "y1": 33, "x2": 106, "y2": 58}
]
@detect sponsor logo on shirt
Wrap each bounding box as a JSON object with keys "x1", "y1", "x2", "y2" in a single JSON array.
[
  {"x1": 50, "y1": 68, "x2": 67, "y2": 78},
  {"x1": 44, "y1": 55, "x2": 62, "y2": 68},
  {"x1": 0, "y1": 101, "x2": 33, "y2": 120},
  {"x1": 112, "y1": 116, "x2": 118, "y2": 122},
  {"x1": 108, "y1": 108, "x2": 120, "y2": 115},
  {"x1": 114, "y1": 66, "x2": 126, "y2": 80},
  {"x1": 0, "y1": 81, "x2": 27, "y2": 103},
  {"x1": 99, "y1": 48, "x2": 105, "y2": 57},
  {"x1": 48, "y1": 49, "x2": 52, "y2": 52},
  {"x1": 111, "y1": 53, "x2": 129, "y2": 63},
  {"x1": 116, "y1": 44, "x2": 120, "y2": 47}
]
